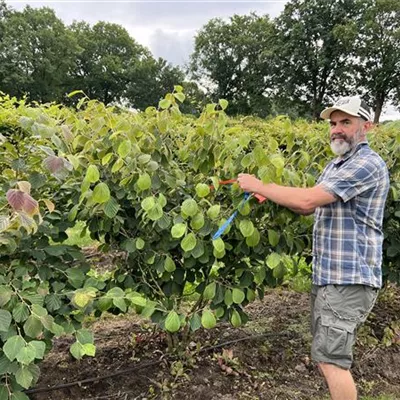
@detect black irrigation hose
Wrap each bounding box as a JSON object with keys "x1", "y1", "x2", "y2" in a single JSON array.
[{"x1": 25, "y1": 330, "x2": 294, "y2": 396}]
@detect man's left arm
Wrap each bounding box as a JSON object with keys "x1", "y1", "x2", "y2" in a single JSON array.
[{"x1": 237, "y1": 174, "x2": 337, "y2": 215}]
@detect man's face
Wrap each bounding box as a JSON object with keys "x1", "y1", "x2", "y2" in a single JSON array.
[{"x1": 329, "y1": 110, "x2": 367, "y2": 156}]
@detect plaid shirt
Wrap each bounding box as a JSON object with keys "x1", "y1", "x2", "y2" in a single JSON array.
[{"x1": 312, "y1": 142, "x2": 389, "y2": 288}]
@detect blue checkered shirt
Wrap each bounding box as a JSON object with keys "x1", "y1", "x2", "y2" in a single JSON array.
[{"x1": 312, "y1": 142, "x2": 389, "y2": 288}]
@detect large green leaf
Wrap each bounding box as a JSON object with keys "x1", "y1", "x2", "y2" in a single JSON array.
[
  {"x1": 3, "y1": 336, "x2": 25, "y2": 361},
  {"x1": 180, "y1": 233, "x2": 197, "y2": 252},
  {"x1": 165, "y1": 311, "x2": 180, "y2": 333},
  {"x1": 85, "y1": 164, "x2": 100, "y2": 183},
  {"x1": 201, "y1": 310, "x2": 216, "y2": 329},
  {"x1": 0, "y1": 310, "x2": 12, "y2": 332},
  {"x1": 171, "y1": 223, "x2": 187, "y2": 238},
  {"x1": 181, "y1": 198, "x2": 198, "y2": 217},
  {"x1": 92, "y1": 182, "x2": 111, "y2": 204},
  {"x1": 23, "y1": 315, "x2": 43, "y2": 338}
]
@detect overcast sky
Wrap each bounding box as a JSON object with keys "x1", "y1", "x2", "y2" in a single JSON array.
[
  {"x1": 7, "y1": 1, "x2": 287, "y2": 66},
  {"x1": 5, "y1": 0, "x2": 400, "y2": 120}
]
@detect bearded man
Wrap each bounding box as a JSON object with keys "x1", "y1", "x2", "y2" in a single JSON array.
[{"x1": 237, "y1": 96, "x2": 389, "y2": 400}]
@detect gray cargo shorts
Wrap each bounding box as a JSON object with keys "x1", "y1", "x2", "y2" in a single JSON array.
[{"x1": 311, "y1": 284, "x2": 378, "y2": 369}]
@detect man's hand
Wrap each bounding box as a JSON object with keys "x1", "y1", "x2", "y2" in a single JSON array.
[{"x1": 237, "y1": 173, "x2": 263, "y2": 194}]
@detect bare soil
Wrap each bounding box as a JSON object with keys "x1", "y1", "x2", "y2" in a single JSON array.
[{"x1": 31, "y1": 286, "x2": 400, "y2": 400}]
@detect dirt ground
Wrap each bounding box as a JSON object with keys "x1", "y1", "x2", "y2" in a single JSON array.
[{"x1": 30, "y1": 285, "x2": 400, "y2": 400}]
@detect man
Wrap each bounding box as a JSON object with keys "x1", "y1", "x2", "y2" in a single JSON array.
[{"x1": 237, "y1": 96, "x2": 389, "y2": 400}]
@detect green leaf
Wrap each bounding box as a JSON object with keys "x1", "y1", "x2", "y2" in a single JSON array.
[
  {"x1": 102, "y1": 153, "x2": 113, "y2": 165},
  {"x1": 195, "y1": 183, "x2": 210, "y2": 198},
  {"x1": 212, "y1": 238, "x2": 225, "y2": 252},
  {"x1": 190, "y1": 212, "x2": 205, "y2": 230},
  {"x1": 0, "y1": 385, "x2": 8, "y2": 399},
  {"x1": 70, "y1": 342, "x2": 84, "y2": 360},
  {"x1": 273, "y1": 263, "x2": 286, "y2": 279},
  {"x1": 13, "y1": 303, "x2": 29, "y2": 323},
  {"x1": 224, "y1": 289, "x2": 233, "y2": 306},
  {"x1": 0, "y1": 310, "x2": 12, "y2": 332},
  {"x1": 66, "y1": 268, "x2": 85, "y2": 288},
  {"x1": 190, "y1": 313, "x2": 202, "y2": 332},
  {"x1": 219, "y1": 99, "x2": 229, "y2": 110},
  {"x1": 15, "y1": 366, "x2": 33, "y2": 389},
  {"x1": 92, "y1": 182, "x2": 111, "y2": 204},
  {"x1": 112, "y1": 158, "x2": 124, "y2": 173},
  {"x1": 77, "y1": 329, "x2": 93, "y2": 344},
  {"x1": 16, "y1": 343, "x2": 36, "y2": 365},
  {"x1": 104, "y1": 197, "x2": 120, "y2": 218},
  {"x1": 147, "y1": 204, "x2": 163, "y2": 221},
  {"x1": 266, "y1": 252, "x2": 281, "y2": 269},
  {"x1": 201, "y1": 309, "x2": 216, "y2": 329},
  {"x1": 82, "y1": 343, "x2": 96, "y2": 356},
  {"x1": 207, "y1": 204, "x2": 220, "y2": 220},
  {"x1": 232, "y1": 288, "x2": 245, "y2": 304},
  {"x1": 45, "y1": 294, "x2": 61, "y2": 312},
  {"x1": 268, "y1": 230, "x2": 280, "y2": 247},
  {"x1": 159, "y1": 99, "x2": 171, "y2": 109},
  {"x1": 164, "y1": 256, "x2": 176, "y2": 272},
  {"x1": 23, "y1": 315, "x2": 43, "y2": 338},
  {"x1": 0, "y1": 286, "x2": 12, "y2": 307},
  {"x1": 241, "y1": 153, "x2": 253, "y2": 168},
  {"x1": 73, "y1": 291, "x2": 93, "y2": 308},
  {"x1": 174, "y1": 92, "x2": 185, "y2": 103},
  {"x1": 171, "y1": 223, "x2": 187, "y2": 238},
  {"x1": 30, "y1": 340, "x2": 46, "y2": 359},
  {"x1": 32, "y1": 304, "x2": 47, "y2": 317},
  {"x1": 118, "y1": 140, "x2": 132, "y2": 158},
  {"x1": 11, "y1": 392, "x2": 30, "y2": 400},
  {"x1": 3, "y1": 336, "x2": 25, "y2": 361},
  {"x1": 137, "y1": 173, "x2": 152, "y2": 191},
  {"x1": 43, "y1": 245, "x2": 66, "y2": 256},
  {"x1": 126, "y1": 293, "x2": 146, "y2": 307},
  {"x1": 180, "y1": 233, "x2": 197, "y2": 252},
  {"x1": 230, "y1": 309, "x2": 242, "y2": 327},
  {"x1": 203, "y1": 282, "x2": 216, "y2": 300},
  {"x1": 239, "y1": 220, "x2": 254, "y2": 237},
  {"x1": 136, "y1": 238, "x2": 145, "y2": 250},
  {"x1": 141, "y1": 196, "x2": 156, "y2": 212},
  {"x1": 85, "y1": 165, "x2": 100, "y2": 183},
  {"x1": 246, "y1": 228, "x2": 260, "y2": 247},
  {"x1": 181, "y1": 198, "x2": 198, "y2": 217},
  {"x1": 97, "y1": 297, "x2": 113, "y2": 312},
  {"x1": 165, "y1": 311, "x2": 180, "y2": 333},
  {"x1": 106, "y1": 287, "x2": 125, "y2": 298}
]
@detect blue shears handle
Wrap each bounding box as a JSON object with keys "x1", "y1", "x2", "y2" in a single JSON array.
[{"x1": 212, "y1": 192, "x2": 251, "y2": 240}]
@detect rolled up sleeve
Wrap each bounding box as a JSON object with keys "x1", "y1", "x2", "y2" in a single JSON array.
[{"x1": 320, "y1": 159, "x2": 380, "y2": 203}]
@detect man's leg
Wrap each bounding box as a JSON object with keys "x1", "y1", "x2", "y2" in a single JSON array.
[
  {"x1": 318, "y1": 362, "x2": 357, "y2": 400},
  {"x1": 310, "y1": 285, "x2": 378, "y2": 400}
]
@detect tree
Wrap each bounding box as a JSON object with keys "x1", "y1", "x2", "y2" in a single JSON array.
[
  {"x1": 354, "y1": 0, "x2": 400, "y2": 123},
  {"x1": 126, "y1": 57, "x2": 185, "y2": 110},
  {"x1": 190, "y1": 13, "x2": 277, "y2": 117},
  {"x1": 69, "y1": 21, "x2": 148, "y2": 105},
  {"x1": 0, "y1": 6, "x2": 79, "y2": 102},
  {"x1": 274, "y1": 0, "x2": 365, "y2": 119}
]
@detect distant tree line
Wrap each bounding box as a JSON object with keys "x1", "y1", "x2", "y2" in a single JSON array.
[{"x1": 1, "y1": 0, "x2": 399, "y2": 122}]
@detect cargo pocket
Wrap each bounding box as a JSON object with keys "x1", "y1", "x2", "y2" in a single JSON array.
[{"x1": 320, "y1": 314, "x2": 357, "y2": 359}]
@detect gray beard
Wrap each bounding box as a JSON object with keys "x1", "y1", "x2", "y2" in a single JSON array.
[{"x1": 330, "y1": 139, "x2": 352, "y2": 156}]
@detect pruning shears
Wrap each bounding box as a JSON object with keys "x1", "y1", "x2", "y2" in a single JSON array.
[{"x1": 210, "y1": 178, "x2": 267, "y2": 240}]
